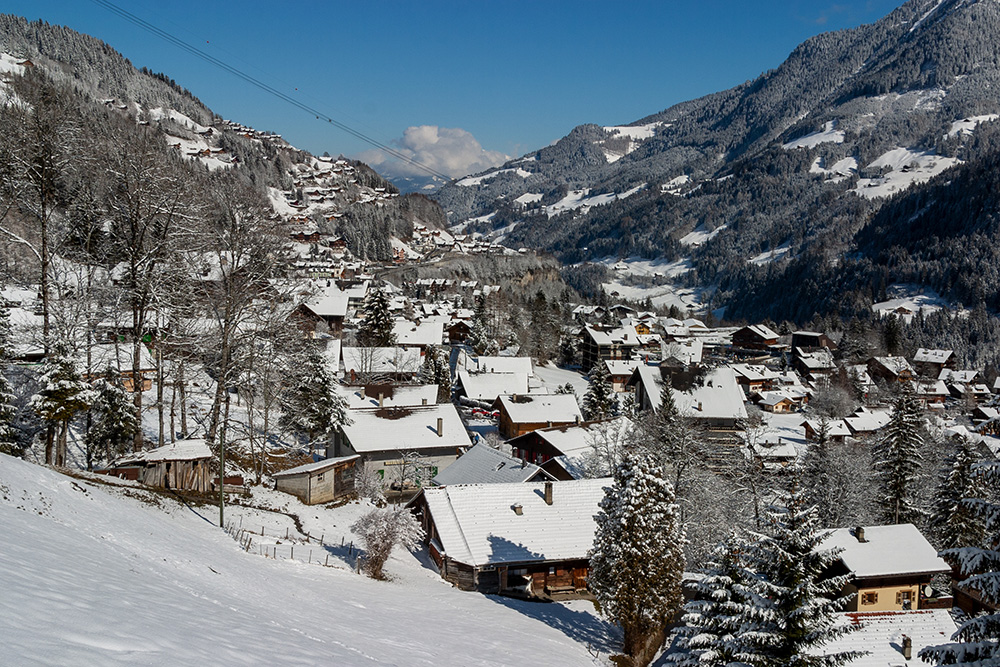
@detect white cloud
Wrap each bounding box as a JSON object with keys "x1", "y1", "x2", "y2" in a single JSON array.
[{"x1": 357, "y1": 125, "x2": 508, "y2": 180}]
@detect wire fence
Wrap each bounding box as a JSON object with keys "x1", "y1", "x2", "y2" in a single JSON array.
[{"x1": 223, "y1": 517, "x2": 363, "y2": 572}]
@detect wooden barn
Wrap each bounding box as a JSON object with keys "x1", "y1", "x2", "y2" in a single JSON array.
[
  {"x1": 408, "y1": 479, "x2": 606, "y2": 599},
  {"x1": 103, "y1": 439, "x2": 213, "y2": 493},
  {"x1": 272, "y1": 455, "x2": 359, "y2": 505}
]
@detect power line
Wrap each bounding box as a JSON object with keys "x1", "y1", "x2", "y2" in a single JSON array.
[{"x1": 87, "y1": 0, "x2": 453, "y2": 182}]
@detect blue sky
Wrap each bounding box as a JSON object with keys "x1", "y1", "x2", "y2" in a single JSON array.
[{"x1": 7, "y1": 1, "x2": 904, "y2": 178}]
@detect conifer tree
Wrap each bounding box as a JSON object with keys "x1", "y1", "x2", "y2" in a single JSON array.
[
  {"x1": 30, "y1": 344, "x2": 94, "y2": 466},
  {"x1": 639, "y1": 382, "x2": 702, "y2": 497},
  {"x1": 278, "y1": 346, "x2": 349, "y2": 450},
  {"x1": 419, "y1": 345, "x2": 451, "y2": 403},
  {"x1": 85, "y1": 366, "x2": 139, "y2": 468},
  {"x1": 0, "y1": 305, "x2": 18, "y2": 455},
  {"x1": 739, "y1": 484, "x2": 863, "y2": 667},
  {"x1": 582, "y1": 360, "x2": 616, "y2": 421},
  {"x1": 920, "y1": 460, "x2": 1000, "y2": 664},
  {"x1": 357, "y1": 283, "x2": 396, "y2": 347},
  {"x1": 802, "y1": 417, "x2": 837, "y2": 525},
  {"x1": 671, "y1": 533, "x2": 757, "y2": 666},
  {"x1": 872, "y1": 392, "x2": 925, "y2": 525},
  {"x1": 469, "y1": 295, "x2": 491, "y2": 355},
  {"x1": 929, "y1": 436, "x2": 986, "y2": 550},
  {"x1": 590, "y1": 452, "x2": 685, "y2": 667}
]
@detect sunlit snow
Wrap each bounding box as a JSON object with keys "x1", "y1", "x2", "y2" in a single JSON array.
[
  {"x1": 782, "y1": 120, "x2": 845, "y2": 149},
  {"x1": 851, "y1": 147, "x2": 960, "y2": 199}
]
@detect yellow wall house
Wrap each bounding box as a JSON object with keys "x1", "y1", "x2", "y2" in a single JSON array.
[{"x1": 819, "y1": 524, "x2": 951, "y2": 612}]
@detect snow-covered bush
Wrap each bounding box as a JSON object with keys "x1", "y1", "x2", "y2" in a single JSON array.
[{"x1": 351, "y1": 505, "x2": 424, "y2": 580}]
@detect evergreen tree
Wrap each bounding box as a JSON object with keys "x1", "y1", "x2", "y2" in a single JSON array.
[
  {"x1": 929, "y1": 436, "x2": 986, "y2": 550},
  {"x1": 419, "y1": 345, "x2": 451, "y2": 403},
  {"x1": 582, "y1": 360, "x2": 616, "y2": 421},
  {"x1": 590, "y1": 452, "x2": 685, "y2": 667},
  {"x1": 739, "y1": 484, "x2": 863, "y2": 667},
  {"x1": 801, "y1": 417, "x2": 837, "y2": 526},
  {"x1": 671, "y1": 533, "x2": 757, "y2": 666},
  {"x1": 357, "y1": 283, "x2": 396, "y2": 347},
  {"x1": 30, "y1": 344, "x2": 94, "y2": 466},
  {"x1": 872, "y1": 392, "x2": 925, "y2": 525},
  {"x1": 0, "y1": 305, "x2": 18, "y2": 455},
  {"x1": 920, "y1": 460, "x2": 1000, "y2": 664},
  {"x1": 85, "y1": 366, "x2": 139, "y2": 468},
  {"x1": 278, "y1": 346, "x2": 349, "y2": 450},
  {"x1": 639, "y1": 383, "x2": 702, "y2": 501},
  {"x1": 468, "y1": 295, "x2": 490, "y2": 355}
]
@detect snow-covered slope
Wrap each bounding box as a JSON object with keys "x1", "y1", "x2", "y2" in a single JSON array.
[{"x1": 0, "y1": 455, "x2": 610, "y2": 665}]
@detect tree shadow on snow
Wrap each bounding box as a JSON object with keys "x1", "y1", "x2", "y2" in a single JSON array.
[{"x1": 486, "y1": 594, "x2": 620, "y2": 656}]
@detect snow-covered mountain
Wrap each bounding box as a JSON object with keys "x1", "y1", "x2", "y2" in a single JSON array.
[{"x1": 433, "y1": 0, "x2": 1000, "y2": 320}]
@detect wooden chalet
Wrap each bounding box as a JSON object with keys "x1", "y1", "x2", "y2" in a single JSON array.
[
  {"x1": 408, "y1": 479, "x2": 606, "y2": 598},
  {"x1": 102, "y1": 439, "x2": 213, "y2": 493},
  {"x1": 819, "y1": 524, "x2": 952, "y2": 612},
  {"x1": 790, "y1": 330, "x2": 837, "y2": 351},
  {"x1": 731, "y1": 324, "x2": 780, "y2": 351},
  {"x1": 272, "y1": 455, "x2": 359, "y2": 505},
  {"x1": 911, "y1": 348, "x2": 956, "y2": 378},
  {"x1": 506, "y1": 417, "x2": 635, "y2": 480},
  {"x1": 493, "y1": 394, "x2": 584, "y2": 439},
  {"x1": 81, "y1": 343, "x2": 157, "y2": 392},
  {"x1": 579, "y1": 324, "x2": 640, "y2": 371},
  {"x1": 867, "y1": 356, "x2": 915, "y2": 384}
]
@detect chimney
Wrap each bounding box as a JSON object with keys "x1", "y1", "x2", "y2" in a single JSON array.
[
  {"x1": 512, "y1": 503, "x2": 523, "y2": 516},
  {"x1": 422, "y1": 397, "x2": 428, "y2": 405},
  {"x1": 697, "y1": 401, "x2": 703, "y2": 411},
  {"x1": 378, "y1": 392, "x2": 384, "y2": 408},
  {"x1": 544, "y1": 481, "x2": 553, "y2": 506},
  {"x1": 436, "y1": 417, "x2": 443, "y2": 437},
  {"x1": 855, "y1": 526, "x2": 866, "y2": 543},
  {"x1": 902, "y1": 635, "x2": 912, "y2": 660},
  {"x1": 575, "y1": 414, "x2": 580, "y2": 424},
  {"x1": 360, "y1": 384, "x2": 366, "y2": 398}
]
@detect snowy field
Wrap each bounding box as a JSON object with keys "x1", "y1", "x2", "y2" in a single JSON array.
[
  {"x1": 679, "y1": 224, "x2": 726, "y2": 247},
  {"x1": 851, "y1": 147, "x2": 960, "y2": 200},
  {"x1": 782, "y1": 120, "x2": 845, "y2": 149},
  {"x1": 602, "y1": 280, "x2": 706, "y2": 312},
  {"x1": 598, "y1": 256, "x2": 693, "y2": 279},
  {"x1": 0, "y1": 454, "x2": 616, "y2": 666}
]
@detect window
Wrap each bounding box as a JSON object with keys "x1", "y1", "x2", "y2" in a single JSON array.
[
  {"x1": 861, "y1": 592, "x2": 878, "y2": 606},
  {"x1": 896, "y1": 590, "x2": 912, "y2": 605},
  {"x1": 316, "y1": 473, "x2": 324, "y2": 482}
]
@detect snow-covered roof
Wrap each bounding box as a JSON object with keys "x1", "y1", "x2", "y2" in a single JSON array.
[
  {"x1": 939, "y1": 368, "x2": 978, "y2": 384},
  {"x1": 662, "y1": 338, "x2": 704, "y2": 365},
  {"x1": 738, "y1": 324, "x2": 779, "y2": 341},
  {"x1": 116, "y1": 439, "x2": 211, "y2": 464},
  {"x1": 341, "y1": 346, "x2": 421, "y2": 376},
  {"x1": 466, "y1": 356, "x2": 534, "y2": 376},
  {"x1": 392, "y1": 319, "x2": 444, "y2": 347},
  {"x1": 912, "y1": 348, "x2": 953, "y2": 364},
  {"x1": 816, "y1": 610, "x2": 957, "y2": 666},
  {"x1": 303, "y1": 293, "x2": 349, "y2": 318},
  {"x1": 418, "y1": 478, "x2": 608, "y2": 567},
  {"x1": 604, "y1": 359, "x2": 640, "y2": 377},
  {"x1": 871, "y1": 356, "x2": 914, "y2": 375},
  {"x1": 271, "y1": 454, "x2": 360, "y2": 478},
  {"x1": 843, "y1": 407, "x2": 892, "y2": 434},
  {"x1": 801, "y1": 419, "x2": 852, "y2": 438},
  {"x1": 335, "y1": 384, "x2": 438, "y2": 409},
  {"x1": 530, "y1": 417, "x2": 636, "y2": 479},
  {"x1": 731, "y1": 364, "x2": 779, "y2": 383},
  {"x1": 819, "y1": 524, "x2": 949, "y2": 578},
  {"x1": 584, "y1": 325, "x2": 641, "y2": 347},
  {"x1": 676, "y1": 367, "x2": 749, "y2": 421},
  {"x1": 458, "y1": 370, "x2": 529, "y2": 402},
  {"x1": 341, "y1": 404, "x2": 471, "y2": 453},
  {"x1": 795, "y1": 347, "x2": 835, "y2": 370},
  {"x1": 496, "y1": 394, "x2": 583, "y2": 425},
  {"x1": 432, "y1": 443, "x2": 550, "y2": 486}
]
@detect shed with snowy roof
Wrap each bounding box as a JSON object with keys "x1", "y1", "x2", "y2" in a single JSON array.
[
  {"x1": 431, "y1": 442, "x2": 552, "y2": 486},
  {"x1": 103, "y1": 439, "x2": 213, "y2": 493},
  {"x1": 819, "y1": 524, "x2": 951, "y2": 612},
  {"x1": 408, "y1": 478, "x2": 607, "y2": 597},
  {"x1": 272, "y1": 455, "x2": 359, "y2": 505}
]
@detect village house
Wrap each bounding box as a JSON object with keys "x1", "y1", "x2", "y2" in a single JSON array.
[
  {"x1": 731, "y1": 324, "x2": 780, "y2": 352},
  {"x1": 792, "y1": 347, "x2": 837, "y2": 380},
  {"x1": 272, "y1": 455, "x2": 359, "y2": 505},
  {"x1": 912, "y1": 348, "x2": 956, "y2": 377},
  {"x1": 819, "y1": 524, "x2": 952, "y2": 612},
  {"x1": 506, "y1": 417, "x2": 635, "y2": 480},
  {"x1": 604, "y1": 359, "x2": 640, "y2": 392},
  {"x1": 293, "y1": 293, "x2": 349, "y2": 336},
  {"x1": 408, "y1": 479, "x2": 607, "y2": 598},
  {"x1": 493, "y1": 393, "x2": 584, "y2": 439},
  {"x1": 843, "y1": 406, "x2": 893, "y2": 439},
  {"x1": 431, "y1": 442, "x2": 553, "y2": 486},
  {"x1": 579, "y1": 324, "x2": 641, "y2": 371},
  {"x1": 790, "y1": 330, "x2": 837, "y2": 351},
  {"x1": 868, "y1": 356, "x2": 916, "y2": 384},
  {"x1": 341, "y1": 346, "x2": 422, "y2": 383},
  {"x1": 335, "y1": 383, "x2": 439, "y2": 410},
  {"x1": 801, "y1": 418, "x2": 851, "y2": 443},
  {"x1": 392, "y1": 318, "x2": 445, "y2": 351},
  {"x1": 628, "y1": 365, "x2": 748, "y2": 433},
  {"x1": 731, "y1": 363, "x2": 780, "y2": 394},
  {"x1": 456, "y1": 370, "x2": 531, "y2": 404},
  {"x1": 102, "y1": 439, "x2": 213, "y2": 493},
  {"x1": 328, "y1": 404, "x2": 472, "y2": 485}
]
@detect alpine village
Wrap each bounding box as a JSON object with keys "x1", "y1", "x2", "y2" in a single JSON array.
[{"x1": 3, "y1": 2, "x2": 1000, "y2": 665}]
